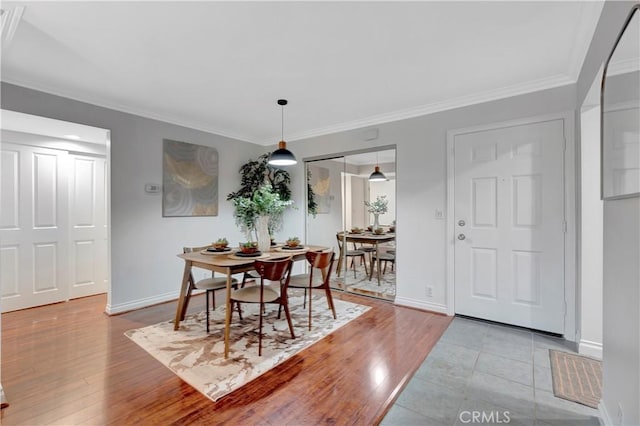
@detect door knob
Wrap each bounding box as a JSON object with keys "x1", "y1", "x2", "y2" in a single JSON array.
[
  {"x1": 458, "y1": 220, "x2": 466, "y2": 227},
  {"x1": 457, "y1": 234, "x2": 466, "y2": 240}
]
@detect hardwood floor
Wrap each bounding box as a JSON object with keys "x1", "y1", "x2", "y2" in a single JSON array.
[{"x1": 1, "y1": 292, "x2": 451, "y2": 425}]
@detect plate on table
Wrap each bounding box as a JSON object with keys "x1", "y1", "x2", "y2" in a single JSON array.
[
  {"x1": 275, "y1": 246, "x2": 308, "y2": 252},
  {"x1": 200, "y1": 247, "x2": 232, "y2": 255},
  {"x1": 228, "y1": 252, "x2": 270, "y2": 260}
]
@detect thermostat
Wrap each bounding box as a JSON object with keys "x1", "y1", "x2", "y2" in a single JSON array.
[{"x1": 145, "y1": 183, "x2": 161, "y2": 194}]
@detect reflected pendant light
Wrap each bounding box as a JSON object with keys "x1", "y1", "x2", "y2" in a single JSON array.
[
  {"x1": 268, "y1": 99, "x2": 297, "y2": 166},
  {"x1": 369, "y1": 152, "x2": 387, "y2": 181}
]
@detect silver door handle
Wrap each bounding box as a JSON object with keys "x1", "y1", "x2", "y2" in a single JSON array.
[{"x1": 457, "y1": 234, "x2": 466, "y2": 240}]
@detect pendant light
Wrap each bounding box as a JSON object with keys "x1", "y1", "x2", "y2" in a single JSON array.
[
  {"x1": 268, "y1": 99, "x2": 297, "y2": 166},
  {"x1": 369, "y1": 152, "x2": 387, "y2": 181}
]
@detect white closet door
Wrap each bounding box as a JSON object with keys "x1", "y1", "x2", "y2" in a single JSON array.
[
  {"x1": 1, "y1": 143, "x2": 69, "y2": 312},
  {"x1": 68, "y1": 155, "x2": 108, "y2": 299}
]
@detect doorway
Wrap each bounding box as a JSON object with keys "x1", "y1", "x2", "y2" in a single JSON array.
[
  {"x1": 0, "y1": 110, "x2": 110, "y2": 313},
  {"x1": 305, "y1": 147, "x2": 396, "y2": 301}
]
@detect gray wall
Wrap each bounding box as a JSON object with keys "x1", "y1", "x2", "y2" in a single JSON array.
[
  {"x1": 1, "y1": 82, "x2": 262, "y2": 313},
  {"x1": 576, "y1": 1, "x2": 640, "y2": 424}
]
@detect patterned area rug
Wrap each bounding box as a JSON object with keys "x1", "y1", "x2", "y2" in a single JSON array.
[
  {"x1": 549, "y1": 350, "x2": 602, "y2": 408},
  {"x1": 125, "y1": 292, "x2": 370, "y2": 401}
]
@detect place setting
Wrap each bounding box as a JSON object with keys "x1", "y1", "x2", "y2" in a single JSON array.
[
  {"x1": 228, "y1": 241, "x2": 270, "y2": 260},
  {"x1": 274, "y1": 236, "x2": 309, "y2": 253}
]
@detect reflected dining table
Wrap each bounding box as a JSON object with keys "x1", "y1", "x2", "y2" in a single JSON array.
[
  {"x1": 173, "y1": 245, "x2": 326, "y2": 358},
  {"x1": 338, "y1": 231, "x2": 395, "y2": 285}
]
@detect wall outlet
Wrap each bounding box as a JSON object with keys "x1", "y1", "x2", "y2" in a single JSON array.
[
  {"x1": 426, "y1": 285, "x2": 433, "y2": 298},
  {"x1": 617, "y1": 402, "x2": 624, "y2": 425}
]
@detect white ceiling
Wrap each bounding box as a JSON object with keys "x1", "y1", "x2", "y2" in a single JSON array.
[{"x1": 1, "y1": 1, "x2": 604, "y2": 146}]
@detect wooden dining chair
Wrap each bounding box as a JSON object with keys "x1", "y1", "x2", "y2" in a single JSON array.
[
  {"x1": 288, "y1": 250, "x2": 337, "y2": 330},
  {"x1": 230, "y1": 257, "x2": 295, "y2": 356},
  {"x1": 183, "y1": 246, "x2": 239, "y2": 333},
  {"x1": 335, "y1": 233, "x2": 368, "y2": 278}
]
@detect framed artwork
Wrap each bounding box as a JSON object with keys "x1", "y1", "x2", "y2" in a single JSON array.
[
  {"x1": 308, "y1": 165, "x2": 331, "y2": 213},
  {"x1": 162, "y1": 139, "x2": 219, "y2": 216}
]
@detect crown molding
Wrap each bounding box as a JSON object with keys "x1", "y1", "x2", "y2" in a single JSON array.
[
  {"x1": 1, "y1": 76, "x2": 260, "y2": 145},
  {"x1": 5, "y1": 72, "x2": 575, "y2": 148},
  {"x1": 277, "y1": 73, "x2": 575, "y2": 144}
]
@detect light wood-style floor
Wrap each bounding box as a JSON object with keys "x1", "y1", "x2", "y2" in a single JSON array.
[{"x1": 1, "y1": 292, "x2": 451, "y2": 425}]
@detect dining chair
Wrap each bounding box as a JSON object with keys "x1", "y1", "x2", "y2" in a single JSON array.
[
  {"x1": 183, "y1": 246, "x2": 239, "y2": 333},
  {"x1": 370, "y1": 251, "x2": 396, "y2": 283},
  {"x1": 288, "y1": 250, "x2": 337, "y2": 330},
  {"x1": 230, "y1": 257, "x2": 295, "y2": 356},
  {"x1": 335, "y1": 233, "x2": 368, "y2": 278}
]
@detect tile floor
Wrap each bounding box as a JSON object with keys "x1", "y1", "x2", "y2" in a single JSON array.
[{"x1": 382, "y1": 316, "x2": 602, "y2": 426}]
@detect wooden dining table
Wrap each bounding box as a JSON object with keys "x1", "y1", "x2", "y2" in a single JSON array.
[
  {"x1": 338, "y1": 232, "x2": 395, "y2": 285},
  {"x1": 174, "y1": 245, "x2": 326, "y2": 358}
]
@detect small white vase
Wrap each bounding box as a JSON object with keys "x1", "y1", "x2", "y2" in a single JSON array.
[
  {"x1": 255, "y1": 215, "x2": 271, "y2": 253},
  {"x1": 373, "y1": 214, "x2": 380, "y2": 230}
]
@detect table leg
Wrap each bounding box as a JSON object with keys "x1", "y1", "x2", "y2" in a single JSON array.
[
  {"x1": 174, "y1": 260, "x2": 193, "y2": 330},
  {"x1": 376, "y1": 242, "x2": 382, "y2": 285},
  {"x1": 224, "y1": 269, "x2": 233, "y2": 358}
]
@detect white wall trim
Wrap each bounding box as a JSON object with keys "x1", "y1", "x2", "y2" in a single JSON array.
[
  {"x1": 579, "y1": 339, "x2": 603, "y2": 360},
  {"x1": 394, "y1": 297, "x2": 448, "y2": 315},
  {"x1": 445, "y1": 111, "x2": 577, "y2": 338},
  {"x1": 105, "y1": 291, "x2": 179, "y2": 315}
]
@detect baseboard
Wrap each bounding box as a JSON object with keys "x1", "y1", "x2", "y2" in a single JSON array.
[
  {"x1": 599, "y1": 400, "x2": 612, "y2": 425},
  {"x1": 579, "y1": 339, "x2": 603, "y2": 360},
  {"x1": 105, "y1": 291, "x2": 180, "y2": 315},
  {"x1": 394, "y1": 297, "x2": 448, "y2": 315}
]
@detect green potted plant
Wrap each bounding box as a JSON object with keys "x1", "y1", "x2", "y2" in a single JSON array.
[
  {"x1": 212, "y1": 238, "x2": 229, "y2": 250},
  {"x1": 285, "y1": 236, "x2": 301, "y2": 247},
  {"x1": 364, "y1": 195, "x2": 388, "y2": 230}
]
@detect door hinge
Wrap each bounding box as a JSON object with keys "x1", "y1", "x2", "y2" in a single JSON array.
[
  {"x1": 563, "y1": 137, "x2": 567, "y2": 152},
  {"x1": 564, "y1": 300, "x2": 567, "y2": 318}
]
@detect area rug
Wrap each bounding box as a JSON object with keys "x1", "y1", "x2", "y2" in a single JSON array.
[
  {"x1": 549, "y1": 350, "x2": 602, "y2": 408},
  {"x1": 331, "y1": 268, "x2": 395, "y2": 300},
  {"x1": 125, "y1": 292, "x2": 370, "y2": 402}
]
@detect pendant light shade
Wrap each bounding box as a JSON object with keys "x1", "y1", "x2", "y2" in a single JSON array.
[
  {"x1": 268, "y1": 99, "x2": 297, "y2": 166},
  {"x1": 369, "y1": 152, "x2": 387, "y2": 181},
  {"x1": 369, "y1": 165, "x2": 387, "y2": 181}
]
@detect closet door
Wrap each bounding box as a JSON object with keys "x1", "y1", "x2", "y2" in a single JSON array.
[
  {"x1": 1, "y1": 143, "x2": 69, "y2": 312},
  {"x1": 68, "y1": 154, "x2": 108, "y2": 299}
]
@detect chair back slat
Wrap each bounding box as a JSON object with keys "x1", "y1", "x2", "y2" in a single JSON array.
[{"x1": 254, "y1": 258, "x2": 293, "y2": 283}]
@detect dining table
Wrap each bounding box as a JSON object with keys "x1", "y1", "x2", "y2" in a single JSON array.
[
  {"x1": 338, "y1": 231, "x2": 395, "y2": 285},
  {"x1": 174, "y1": 244, "x2": 327, "y2": 358}
]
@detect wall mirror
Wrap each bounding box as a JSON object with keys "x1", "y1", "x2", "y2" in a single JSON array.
[
  {"x1": 601, "y1": 4, "x2": 640, "y2": 200},
  {"x1": 305, "y1": 147, "x2": 396, "y2": 302}
]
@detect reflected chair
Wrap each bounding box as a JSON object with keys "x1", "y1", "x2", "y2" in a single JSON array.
[
  {"x1": 183, "y1": 246, "x2": 239, "y2": 333},
  {"x1": 370, "y1": 251, "x2": 396, "y2": 283},
  {"x1": 230, "y1": 257, "x2": 295, "y2": 356},
  {"x1": 335, "y1": 233, "x2": 368, "y2": 278},
  {"x1": 288, "y1": 250, "x2": 337, "y2": 330}
]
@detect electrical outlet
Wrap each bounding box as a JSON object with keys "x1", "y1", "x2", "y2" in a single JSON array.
[
  {"x1": 426, "y1": 285, "x2": 433, "y2": 298},
  {"x1": 617, "y1": 403, "x2": 624, "y2": 425}
]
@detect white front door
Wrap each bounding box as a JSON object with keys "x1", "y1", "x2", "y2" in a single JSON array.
[
  {"x1": 453, "y1": 119, "x2": 566, "y2": 333},
  {"x1": 1, "y1": 143, "x2": 69, "y2": 311},
  {"x1": 68, "y1": 155, "x2": 108, "y2": 299}
]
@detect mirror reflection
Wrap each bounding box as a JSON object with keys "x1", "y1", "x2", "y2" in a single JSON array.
[
  {"x1": 602, "y1": 6, "x2": 640, "y2": 199},
  {"x1": 306, "y1": 149, "x2": 396, "y2": 301}
]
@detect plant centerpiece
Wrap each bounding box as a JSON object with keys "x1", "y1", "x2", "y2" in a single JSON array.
[
  {"x1": 239, "y1": 241, "x2": 258, "y2": 254},
  {"x1": 364, "y1": 195, "x2": 388, "y2": 230},
  {"x1": 213, "y1": 238, "x2": 229, "y2": 250},
  {"x1": 230, "y1": 184, "x2": 293, "y2": 252},
  {"x1": 285, "y1": 236, "x2": 301, "y2": 248}
]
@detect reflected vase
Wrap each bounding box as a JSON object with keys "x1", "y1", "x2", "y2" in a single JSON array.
[{"x1": 373, "y1": 214, "x2": 380, "y2": 230}]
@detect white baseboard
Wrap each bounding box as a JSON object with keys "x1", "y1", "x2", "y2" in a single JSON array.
[
  {"x1": 579, "y1": 339, "x2": 603, "y2": 360},
  {"x1": 394, "y1": 297, "x2": 449, "y2": 315},
  {"x1": 599, "y1": 400, "x2": 612, "y2": 425},
  {"x1": 105, "y1": 291, "x2": 179, "y2": 315}
]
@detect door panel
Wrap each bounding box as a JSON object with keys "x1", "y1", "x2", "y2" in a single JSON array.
[
  {"x1": 1, "y1": 143, "x2": 69, "y2": 312},
  {"x1": 454, "y1": 119, "x2": 565, "y2": 333},
  {"x1": 69, "y1": 155, "x2": 108, "y2": 299}
]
